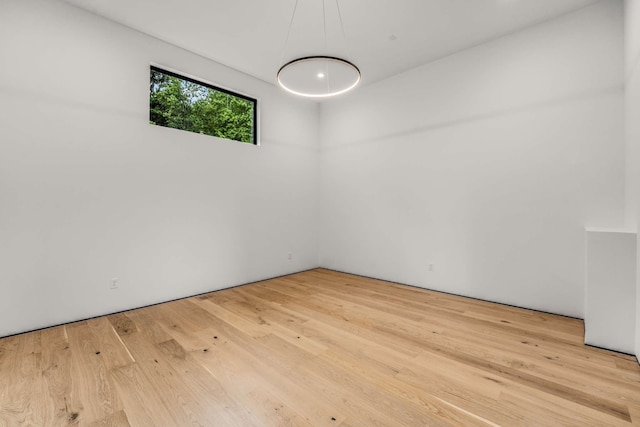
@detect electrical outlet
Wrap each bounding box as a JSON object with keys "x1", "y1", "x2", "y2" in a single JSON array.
[
  {"x1": 287, "y1": 252, "x2": 292, "y2": 260},
  {"x1": 428, "y1": 264, "x2": 434, "y2": 272},
  {"x1": 110, "y1": 278, "x2": 119, "y2": 289}
]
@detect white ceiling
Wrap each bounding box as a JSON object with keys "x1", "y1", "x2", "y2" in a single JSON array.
[{"x1": 61, "y1": 0, "x2": 600, "y2": 87}]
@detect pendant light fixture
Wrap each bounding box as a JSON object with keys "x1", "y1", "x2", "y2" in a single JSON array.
[{"x1": 277, "y1": 0, "x2": 361, "y2": 98}]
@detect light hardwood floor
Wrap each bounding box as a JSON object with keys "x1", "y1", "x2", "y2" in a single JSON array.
[{"x1": 1, "y1": 268, "x2": 639, "y2": 426}]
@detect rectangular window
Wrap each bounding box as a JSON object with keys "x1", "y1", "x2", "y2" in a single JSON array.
[{"x1": 149, "y1": 66, "x2": 258, "y2": 145}]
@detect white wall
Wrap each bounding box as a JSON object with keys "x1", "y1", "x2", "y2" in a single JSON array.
[
  {"x1": 319, "y1": 1, "x2": 624, "y2": 318},
  {"x1": 0, "y1": 0, "x2": 631, "y2": 340},
  {"x1": 625, "y1": 1, "x2": 640, "y2": 231},
  {"x1": 584, "y1": 229, "x2": 636, "y2": 354},
  {"x1": 0, "y1": 0, "x2": 320, "y2": 337},
  {"x1": 625, "y1": 0, "x2": 640, "y2": 359}
]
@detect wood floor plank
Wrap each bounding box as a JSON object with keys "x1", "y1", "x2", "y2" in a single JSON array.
[
  {"x1": 112, "y1": 331, "x2": 219, "y2": 426},
  {"x1": 39, "y1": 327, "x2": 77, "y2": 426},
  {"x1": 107, "y1": 314, "x2": 137, "y2": 337},
  {"x1": 190, "y1": 297, "x2": 270, "y2": 339},
  {"x1": 86, "y1": 318, "x2": 135, "y2": 370},
  {"x1": 109, "y1": 362, "x2": 191, "y2": 426},
  {"x1": 65, "y1": 323, "x2": 124, "y2": 425},
  {"x1": 190, "y1": 337, "x2": 319, "y2": 427},
  {"x1": 158, "y1": 342, "x2": 265, "y2": 427},
  {"x1": 498, "y1": 385, "x2": 634, "y2": 426},
  {"x1": 184, "y1": 305, "x2": 344, "y2": 426},
  {"x1": 1, "y1": 268, "x2": 640, "y2": 426},
  {"x1": 87, "y1": 409, "x2": 131, "y2": 427},
  {"x1": 0, "y1": 332, "x2": 48, "y2": 426}
]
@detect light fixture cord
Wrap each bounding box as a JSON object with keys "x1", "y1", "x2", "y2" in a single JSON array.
[
  {"x1": 279, "y1": 0, "x2": 300, "y2": 67},
  {"x1": 323, "y1": 0, "x2": 330, "y2": 93},
  {"x1": 335, "y1": 0, "x2": 351, "y2": 59},
  {"x1": 322, "y1": 0, "x2": 328, "y2": 53}
]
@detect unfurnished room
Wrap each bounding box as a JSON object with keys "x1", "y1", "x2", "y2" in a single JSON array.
[{"x1": 1, "y1": 0, "x2": 640, "y2": 425}]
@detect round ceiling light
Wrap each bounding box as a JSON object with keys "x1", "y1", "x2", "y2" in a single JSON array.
[{"x1": 277, "y1": 56, "x2": 361, "y2": 98}]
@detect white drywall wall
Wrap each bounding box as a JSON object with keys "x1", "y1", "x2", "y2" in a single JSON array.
[
  {"x1": 319, "y1": 1, "x2": 625, "y2": 318},
  {"x1": 625, "y1": 0, "x2": 640, "y2": 359},
  {"x1": 0, "y1": 0, "x2": 320, "y2": 337},
  {"x1": 584, "y1": 228, "x2": 636, "y2": 354},
  {"x1": 0, "y1": 0, "x2": 632, "y2": 342}
]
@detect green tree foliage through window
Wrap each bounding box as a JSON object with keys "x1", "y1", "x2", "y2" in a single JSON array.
[{"x1": 149, "y1": 67, "x2": 257, "y2": 144}]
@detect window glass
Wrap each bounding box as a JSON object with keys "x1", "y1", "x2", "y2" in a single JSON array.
[{"x1": 149, "y1": 66, "x2": 257, "y2": 145}]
